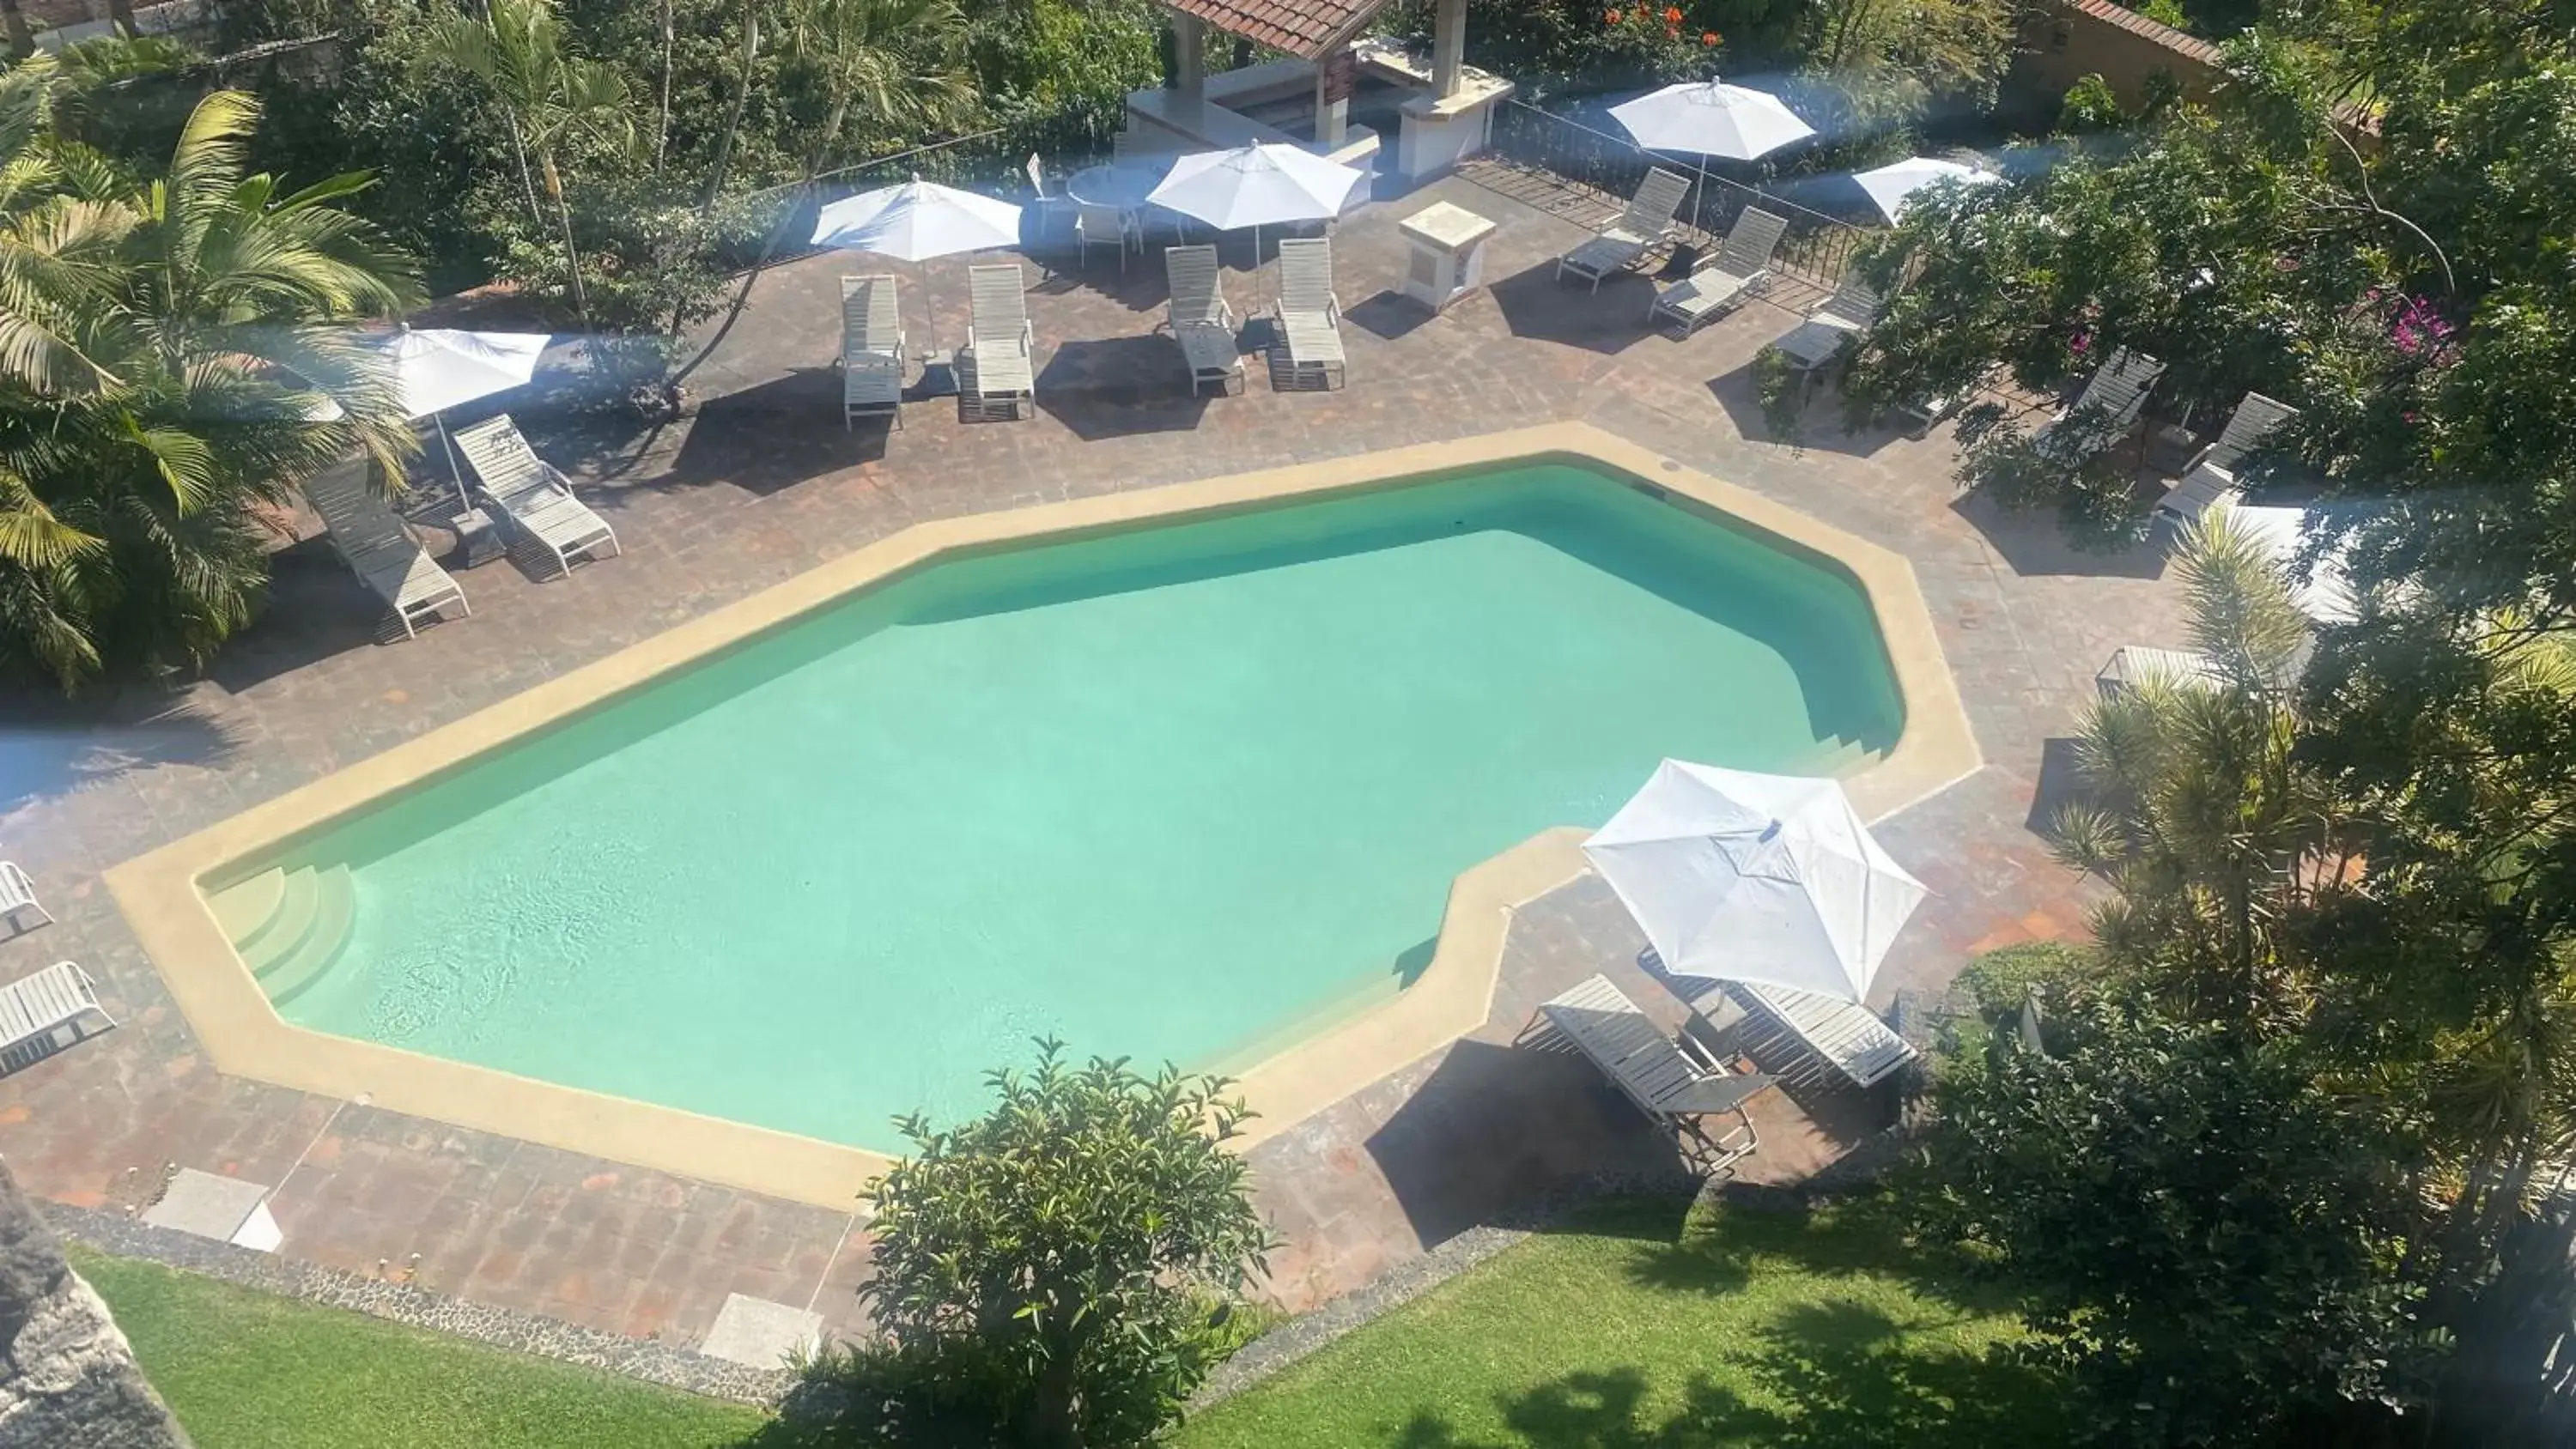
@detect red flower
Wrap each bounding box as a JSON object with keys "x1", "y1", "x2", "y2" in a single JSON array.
[
  {"x1": 1662, "y1": 5, "x2": 1682, "y2": 21},
  {"x1": 1701, "y1": 29, "x2": 1719, "y2": 44},
  {"x1": 1665, "y1": 24, "x2": 1680, "y2": 38},
  {"x1": 1604, "y1": 6, "x2": 1620, "y2": 20}
]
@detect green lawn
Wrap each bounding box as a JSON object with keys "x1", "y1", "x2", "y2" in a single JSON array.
[
  {"x1": 70, "y1": 1247, "x2": 771, "y2": 1449},
  {"x1": 1176, "y1": 1197, "x2": 2071, "y2": 1449}
]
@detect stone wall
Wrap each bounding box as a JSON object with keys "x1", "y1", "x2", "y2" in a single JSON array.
[
  {"x1": 0, "y1": 1162, "x2": 191, "y2": 1449},
  {"x1": 2012, "y1": 0, "x2": 2229, "y2": 118}
]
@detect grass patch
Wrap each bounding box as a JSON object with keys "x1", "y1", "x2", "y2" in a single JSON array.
[
  {"x1": 69, "y1": 1246, "x2": 770, "y2": 1449},
  {"x1": 1176, "y1": 1196, "x2": 2070, "y2": 1449}
]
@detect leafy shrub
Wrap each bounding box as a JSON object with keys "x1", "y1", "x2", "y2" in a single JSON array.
[
  {"x1": 2057, "y1": 72, "x2": 2127, "y2": 134},
  {"x1": 1953, "y1": 940, "x2": 2099, "y2": 1021}
]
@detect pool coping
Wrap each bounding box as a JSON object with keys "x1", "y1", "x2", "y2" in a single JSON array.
[{"x1": 104, "y1": 423, "x2": 1978, "y2": 1212}]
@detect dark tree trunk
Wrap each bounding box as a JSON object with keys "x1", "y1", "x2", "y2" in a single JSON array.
[
  {"x1": 0, "y1": 1163, "x2": 192, "y2": 1449},
  {"x1": 2432, "y1": 1185, "x2": 2576, "y2": 1446},
  {"x1": 107, "y1": 0, "x2": 138, "y2": 38},
  {"x1": 0, "y1": 0, "x2": 32, "y2": 61}
]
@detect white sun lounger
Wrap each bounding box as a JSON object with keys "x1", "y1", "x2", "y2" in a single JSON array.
[
  {"x1": 840, "y1": 275, "x2": 906, "y2": 430},
  {"x1": 1771, "y1": 276, "x2": 1884, "y2": 371},
  {"x1": 1272, "y1": 238, "x2": 1346, "y2": 391},
  {"x1": 2033, "y1": 346, "x2": 2165, "y2": 465},
  {"x1": 1647, "y1": 207, "x2": 1790, "y2": 335},
  {"x1": 1531, "y1": 973, "x2": 1770, "y2": 1173},
  {"x1": 2154, "y1": 391, "x2": 2300, "y2": 527},
  {"x1": 960, "y1": 264, "x2": 1036, "y2": 421},
  {"x1": 301, "y1": 470, "x2": 469, "y2": 640},
  {"x1": 1738, "y1": 981, "x2": 1917, "y2": 1088},
  {"x1": 2096, "y1": 645, "x2": 2223, "y2": 696},
  {"x1": 0, "y1": 861, "x2": 50, "y2": 935},
  {"x1": 1163, "y1": 245, "x2": 1242, "y2": 397},
  {"x1": 0, "y1": 962, "x2": 116, "y2": 1077},
  {"x1": 1556, "y1": 167, "x2": 1692, "y2": 292},
  {"x1": 451, "y1": 415, "x2": 621, "y2": 578}
]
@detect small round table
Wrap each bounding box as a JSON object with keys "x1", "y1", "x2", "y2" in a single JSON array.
[{"x1": 1065, "y1": 162, "x2": 1169, "y2": 209}]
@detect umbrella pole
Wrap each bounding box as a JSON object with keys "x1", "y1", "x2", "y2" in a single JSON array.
[
  {"x1": 1693, "y1": 155, "x2": 1710, "y2": 242},
  {"x1": 436, "y1": 414, "x2": 465, "y2": 512}
]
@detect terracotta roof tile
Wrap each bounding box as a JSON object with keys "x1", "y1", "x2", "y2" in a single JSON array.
[
  {"x1": 2069, "y1": 0, "x2": 2225, "y2": 65},
  {"x1": 1162, "y1": 0, "x2": 1384, "y2": 60}
]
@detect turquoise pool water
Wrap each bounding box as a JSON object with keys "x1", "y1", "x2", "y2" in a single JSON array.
[{"x1": 257, "y1": 463, "x2": 1904, "y2": 1149}]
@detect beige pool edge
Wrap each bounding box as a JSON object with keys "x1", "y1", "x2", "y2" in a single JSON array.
[{"x1": 104, "y1": 423, "x2": 1980, "y2": 1213}]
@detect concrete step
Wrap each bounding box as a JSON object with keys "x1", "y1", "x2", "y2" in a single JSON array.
[
  {"x1": 258, "y1": 865, "x2": 355, "y2": 1009},
  {"x1": 237, "y1": 868, "x2": 321, "y2": 976},
  {"x1": 210, "y1": 869, "x2": 289, "y2": 954}
]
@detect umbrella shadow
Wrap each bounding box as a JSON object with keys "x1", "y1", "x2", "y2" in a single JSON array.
[
  {"x1": 1033, "y1": 336, "x2": 1213, "y2": 439},
  {"x1": 1486, "y1": 262, "x2": 1659, "y2": 355},
  {"x1": 655, "y1": 369, "x2": 890, "y2": 495}
]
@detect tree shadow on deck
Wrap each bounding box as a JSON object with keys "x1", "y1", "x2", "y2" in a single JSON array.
[
  {"x1": 1033, "y1": 336, "x2": 1213, "y2": 439},
  {"x1": 1486, "y1": 263, "x2": 1659, "y2": 355},
  {"x1": 652, "y1": 369, "x2": 890, "y2": 496}
]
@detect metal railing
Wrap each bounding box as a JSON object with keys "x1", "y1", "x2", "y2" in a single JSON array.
[{"x1": 1483, "y1": 99, "x2": 1872, "y2": 289}]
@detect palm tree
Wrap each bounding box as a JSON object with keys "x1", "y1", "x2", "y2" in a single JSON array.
[
  {"x1": 429, "y1": 0, "x2": 631, "y2": 326},
  {"x1": 2047, "y1": 507, "x2": 2342, "y2": 1025},
  {"x1": 0, "y1": 66, "x2": 420, "y2": 690},
  {"x1": 785, "y1": 0, "x2": 971, "y2": 171}
]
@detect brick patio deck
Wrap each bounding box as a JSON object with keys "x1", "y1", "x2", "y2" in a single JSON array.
[{"x1": 0, "y1": 171, "x2": 2179, "y2": 1358}]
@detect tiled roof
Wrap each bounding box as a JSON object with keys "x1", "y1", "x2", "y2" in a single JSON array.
[
  {"x1": 1161, "y1": 0, "x2": 1387, "y2": 60},
  {"x1": 2068, "y1": 0, "x2": 2224, "y2": 65}
]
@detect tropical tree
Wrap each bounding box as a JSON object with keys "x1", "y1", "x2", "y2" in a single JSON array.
[
  {"x1": 0, "y1": 60, "x2": 417, "y2": 689},
  {"x1": 429, "y1": 0, "x2": 633, "y2": 325},
  {"x1": 857, "y1": 1040, "x2": 1272, "y2": 1448}
]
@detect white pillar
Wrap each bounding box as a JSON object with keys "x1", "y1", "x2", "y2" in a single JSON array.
[
  {"x1": 1173, "y1": 12, "x2": 1206, "y2": 91},
  {"x1": 1315, "y1": 48, "x2": 1350, "y2": 145},
  {"x1": 1431, "y1": 0, "x2": 1467, "y2": 99}
]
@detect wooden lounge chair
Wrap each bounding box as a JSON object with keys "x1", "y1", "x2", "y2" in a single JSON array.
[
  {"x1": 2032, "y1": 346, "x2": 2165, "y2": 465},
  {"x1": 1556, "y1": 167, "x2": 1692, "y2": 292},
  {"x1": 0, "y1": 961, "x2": 116, "y2": 1078},
  {"x1": 1270, "y1": 237, "x2": 1346, "y2": 391},
  {"x1": 2096, "y1": 645, "x2": 2222, "y2": 696},
  {"x1": 0, "y1": 861, "x2": 49, "y2": 935},
  {"x1": 959, "y1": 263, "x2": 1036, "y2": 421},
  {"x1": 1647, "y1": 207, "x2": 1791, "y2": 335},
  {"x1": 451, "y1": 415, "x2": 621, "y2": 578},
  {"x1": 301, "y1": 470, "x2": 469, "y2": 640},
  {"x1": 1528, "y1": 973, "x2": 1770, "y2": 1174},
  {"x1": 1163, "y1": 245, "x2": 1242, "y2": 397},
  {"x1": 2154, "y1": 391, "x2": 2299, "y2": 528},
  {"x1": 1771, "y1": 276, "x2": 1883, "y2": 373}
]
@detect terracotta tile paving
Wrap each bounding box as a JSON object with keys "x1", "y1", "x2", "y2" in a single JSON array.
[{"x1": 0, "y1": 170, "x2": 2181, "y2": 1348}]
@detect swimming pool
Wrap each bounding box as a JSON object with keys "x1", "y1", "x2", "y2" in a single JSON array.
[{"x1": 198, "y1": 458, "x2": 1905, "y2": 1155}]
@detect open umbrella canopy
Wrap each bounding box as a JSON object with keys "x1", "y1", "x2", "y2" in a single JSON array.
[
  {"x1": 1609, "y1": 81, "x2": 1815, "y2": 162},
  {"x1": 371, "y1": 328, "x2": 549, "y2": 420},
  {"x1": 1146, "y1": 142, "x2": 1368, "y2": 232},
  {"x1": 811, "y1": 177, "x2": 1024, "y2": 261},
  {"x1": 1851, "y1": 156, "x2": 1999, "y2": 224},
  {"x1": 1582, "y1": 760, "x2": 1926, "y2": 1003}
]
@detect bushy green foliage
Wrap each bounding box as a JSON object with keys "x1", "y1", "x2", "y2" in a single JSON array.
[
  {"x1": 0, "y1": 63, "x2": 419, "y2": 690},
  {"x1": 1909, "y1": 991, "x2": 2433, "y2": 1446},
  {"x1": 851, "y1": 1041, "x2": 1272, "y2": 1449},
  {"x1": 2055, "y1": 71, "x2": 2126, "y2": 133},
  {"x1": 1953, "y1": 940, "x2": 2099, "y2": 1021}
]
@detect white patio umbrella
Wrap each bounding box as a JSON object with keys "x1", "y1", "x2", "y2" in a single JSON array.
[
  {"x1": 1582, "y1": 760, "x2": 1926, "y2": 1003},
  {"x1": 1610, "y1": 81, "x2": 1815, "y2": 235},
  {"x1": 811, "y1": 176, "x2": 1024, "y2": 362},
  {"x1": 1851, "y1": 156, "x2": 1999, "y2": 224},
  {"x1": 360, "y1": 327, "x2": 550, "y2": 506},
  {"x1": 1145, "y1": 142, "x2": 1368, "y2": 260}
]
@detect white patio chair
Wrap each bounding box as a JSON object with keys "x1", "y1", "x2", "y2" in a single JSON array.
[
  {"x1": 0, "y1": 862, "x2": 50, "y2": 935},
  {"x1": 1270, "y1": 237, "x2": 1345, "y2": 391},
  {"x1": 1076, "y1": 203, "x2": 1142, "y2": 271},
  {"x1": 1556, "y1": 167, "x2": 1692, "y2": 292},
  {"x1": 0, "y1": 962, "x2": 116, "y2": 1077},
  {"x1": 1163, "y1": 245, "x2": 1242, "y2": 397},
  {"x1": 1771, "y1": 276, "x2": 1884, "y2": 373},
  {"x1": 1647, "y1": 207, "x2": 1790, "y2": 335},
  {"x1": 301, "y1": 470, "x2": 469, "y2": 640},
  {"x1": 959, "y1": 263, "x2": 1036, "y2": 421},
  {"x1": 450, "y1": 415, "x2": 622, "y2": 578}
]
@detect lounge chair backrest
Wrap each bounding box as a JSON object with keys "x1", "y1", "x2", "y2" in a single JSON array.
[
  {"x1": 841, "y1": 275, "x2": 900, "y2": 357},
  {"x1": 302, "y1": 470, "x2": 416, "y2": 557},
  {"x1": 1024, "y1": 152, "x2": 1048, "y2": 198},
  {"x1": 1277, "y1": 238, "x2": 1335, "y2": 315},
  {"x1": 968, "y1": 264, "x2": 1028, "y2": 341},
  {"x1": 1165, "y1": 245, "x2": 1224, "y2": 327},
  {"x1": 1620, "y1": 167, "x2": 1691, "y2": 235},
  {"x1": 451, "y1": 415, "x2": 552, "y2": 506},
  {"x1": 2203, "y1": 391, "x2": 2299, "y2": 475},
  {"x1": 2071, "y1": 346, "x2": 2165, "y2": 426},
  {"x1": 1712, "y1": 207, "x2": 1789, "y2": 278},
  {"x1": 1816, "y1": 276, "x2": 1882, "y2": 328}
]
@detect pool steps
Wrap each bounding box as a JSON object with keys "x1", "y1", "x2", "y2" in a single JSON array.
[{"x1": 210, "y1": 865, "x2": 355, "y2": 1007}]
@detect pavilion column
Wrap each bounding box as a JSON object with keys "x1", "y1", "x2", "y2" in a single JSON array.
[
  {"x1": 1431, "y1": 0, "x2": 1467, "y2": 99},
  {"x1": 1314, "y1": 45, "x2": 1353, "y2": 146},
  {"x1": 1172, "y1": 12, "x2": 1206, "y2": 91}
]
